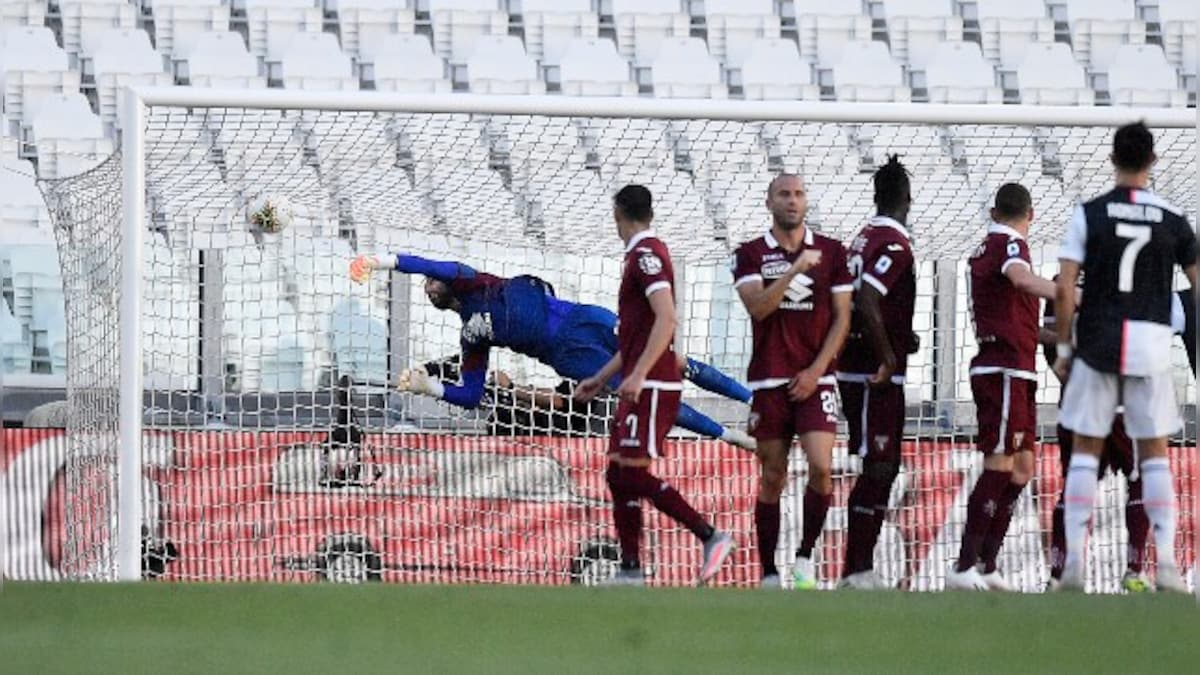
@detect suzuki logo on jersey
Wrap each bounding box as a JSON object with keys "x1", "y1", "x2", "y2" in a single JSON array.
[
  {"x1": 462, "y1": 312, "x2": 494, "y2": 343},
  {"x1": 781, "y1": 273, "x2": 814, "y2": 310}
]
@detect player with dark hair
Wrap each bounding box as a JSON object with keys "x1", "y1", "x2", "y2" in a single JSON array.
[
  {"x1": 575, "y1": 184, "x2": 735, "y2": 586},
  {"x1": 732, "y1": 173, "x2": 853, "y2": 589},
  {"x1": 1055, "y1": 121, "x2": 1197, "y2": 593},
  {"x1": 946, "y1": 183, "x2": 1057, "y2": 591},
  {"x1": 836, "y1": 155, "x2": 918, "y2": 589},
  {"x1": 349, "y1": 233, "x2": 755, "y2": 450}
]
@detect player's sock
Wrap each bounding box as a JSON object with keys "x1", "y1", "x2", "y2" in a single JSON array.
[
  {"x1": 1049, "y1": 495, "x2": 1066, "y2": 580},
  {"x1": 1063, "y1": 454, "x2": 1100, "y2": 574},
  {"x1": 1124, "y1": 478, "x2": 1148, "y2": 574},
  {"x1": 683, "y1": 357, "x2": 751, "y2": 402},
  {"x1": 615, "y1": 464, "x2": 715, "y2": 542},
  {"x1": 797, "y1": 485, "x2": 832, "y2": 559},
  {"x1": 605, "y1": 463, "x2": 642, "y2": 569},
  {"x1": 755, "y1": 499, "x2": 781, "y2": 577},
  {"x1": 955, "y1": 469, "x2": 1009, "y2": 573},
  {"x1": 844, "y1": 477, "x2": 876, "y2": 576},
  {"x1": 1140, "y1": 457, "x2": 1178, "y2": 570},
  {"x1": 979, "y1": 479, "x2": 1025, "y2": 574},
  {"x1": 674, "y1": 403, "x2": 726, "y2": 440}
]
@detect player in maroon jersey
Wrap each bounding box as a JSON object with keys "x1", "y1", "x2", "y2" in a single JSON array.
[
  {"x1": 836, "y1": 156, "x2": 917, "y2": 590},
  {"x1": 732, "y1": 173, "x2": 853, "y2": 589},
  {"x1": 575, "y1": 184, "x2": 734, "y2": 586},
  {"x1": 946, "y1": 183, "x2": 1058, "y2": 591}
]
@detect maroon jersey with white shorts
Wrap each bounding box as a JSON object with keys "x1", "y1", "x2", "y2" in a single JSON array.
[
  {"x1": 839, "y1": 216, "x2": 917, "y2": 379},
  {"x1": 733, "y1": 227, "x2": 853, "y2": 439},
  {"x1": 968, "y1": 222, "x2": 1039, "y2": 455}
]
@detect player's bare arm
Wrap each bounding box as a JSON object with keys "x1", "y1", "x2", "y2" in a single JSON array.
[
  {"x1": 856, "y1": 284, "x2": 897, "y2": 385},
  {"x1": 575, "y1": 353, "x2": 621, "y2": 402},
  {"x1": 618, "y1": 287, "x2": 677, "y2": 404},
  {"x1": 1053, "y1": 261, "x2": 1080, "y2": 381},
  {"x1": 790, "y1": 290, "x2": 852, "y2": 402},
  {"x1": 1004, "y1": 264, "x2": 1056, "y2": 301},
  {"x1": 736, "y1": 249, "x2": 822, "y2": 321}
]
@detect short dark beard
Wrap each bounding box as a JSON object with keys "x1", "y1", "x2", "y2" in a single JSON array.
[{"x1": 773, "y1": 215, "x2": 802, "y2": 231}]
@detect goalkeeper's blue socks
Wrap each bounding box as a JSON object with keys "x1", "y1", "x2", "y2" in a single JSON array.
[
  {"x1": 675, "y1": 403, "x2": 726, "y2": 440},
  {"x1": 684, "y1": 357, "x2": 751, "y2": 402}
]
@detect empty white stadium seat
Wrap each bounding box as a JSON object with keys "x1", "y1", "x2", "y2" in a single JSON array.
[
  {"x1": 704, "y1": 0, "x2": 781, "y2": 65},
  {"x1": 1157, "y1": 0, "x2": 1198, "y2": 76},
  {"x1": 147, "y1": 0, "x2": 231, "y2": 58},
  {"x1": 793, "y1": 0, "x2": 872, "y2": 66},
  {"x1": 0, "y1": 27, "x2": 82, "y2": 125},
  {"x1": 1106, "y1": 44, "x2": 1187, "y2": 108},
  {"x1": 611, "y1": 0, "x2": 690, "y2": 65},
  {"x1": 1016, "y1": 42, "x2": 1095, "y2": 105},
  {"x1": 0, "y1": 297, "x2": 32, "y2": 375},
  {"x1": 243, "y1": 0, "x2": 324, "y2": 59},
  {"x1": 0, "y1": 159, "x2": 51, "y2": 230},
  {"x1": 832, "y1": 41, "x2": 911, "y2": 102},
  {"x1": 88, "y1": 29, "x2": 173, "y2": 128},
  {"x1": 277, "y1": 32, "x2": 358, "y2": 90},
  {"x1": 183, "y1": 32, "x2": 267, "y2": 88},
  {"x1": 58, "y1": 0, "x2": 137, "y2": 59},
  {"x1": 1, "y1": 2, "x2": 46, "y2": 31},
  {"x1": 925, "y1": 41, "x2": 1001, "y2": 103},
  {"x1": 428, "y1": 0, "x2": 509, "y2": 63},
  {"x1": 365, "y1": 33, "x2": 450, "y2": 92},
  {"x1": 465, "y1": 35, "x2": 546, "y2": 95},
  {"x1": 976, "y1": 0, "x2": 1054, "y2": 71},
  {"x1": 518, "y1": 0, "x2": 599, "y2": 67},
  {"x1": 1063, "y1": 0, "x2": 1145, "y2": 72},
  {"x1": 738, "y1": 38, "x2": 818, "y2": 101},
  {"x1": 26, "y1": 93, "x2": 114, "y2": 179},
  {"x1": 651, "y1": 37, "x2": 726, "y2": 99},
  {"x1": 558, "y1": 37, "x2": 636, "y2": 97},
  {"x1": 326, "y1": 0, "x2": 417, "y2": 58},
  {"x1": 7, "y1": 244, "x2": 64, "y2": 373},
  {"x1": 882, "y1": 0, "x2": 963, "y2": 69}
]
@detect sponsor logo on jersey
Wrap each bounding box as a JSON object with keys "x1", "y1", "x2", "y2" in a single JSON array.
[
  {"x1": 761, "y1": 260, "x2": 790, "y2": 278},
  {"x1": 782, "y1": 273, "x2": 814, "y2": 308},
  {"x1": 638, "y1": 253, "x2": 663, "y2": 275},
  {"x1": 462, "y1": 312, "x2": 494, "y2": 343}
]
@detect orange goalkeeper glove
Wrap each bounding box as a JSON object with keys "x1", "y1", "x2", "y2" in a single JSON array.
[{"x1": 349, "y1": 254, "x2": 394, "y2": 284}]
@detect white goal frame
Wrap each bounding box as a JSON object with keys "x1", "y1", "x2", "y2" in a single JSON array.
[{"x1": 114, "y1": 86, "x2": 1199, "y2": 582}]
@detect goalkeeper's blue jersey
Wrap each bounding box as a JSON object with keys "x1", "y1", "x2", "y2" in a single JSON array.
[{"x1": 450, "y1": 272, "x2": 571, "y2": 373}]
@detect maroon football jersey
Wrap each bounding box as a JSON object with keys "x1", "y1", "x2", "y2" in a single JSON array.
[
  {"x1": 732, "y1": 227, "x2": 854, "y2": 388},
  {"x1": 840, "y1": 216, "x2": 917, "y2": 378},
  {"x1": 968, "y1": 223, "x2": 1039, "y2": 374},
  {"x1": 618, "y1": 231, "x2": 681, "y2": 387}
]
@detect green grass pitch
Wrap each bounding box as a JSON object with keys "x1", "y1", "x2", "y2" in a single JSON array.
[{"x1": 1, "y1": 582, "x2": 1196, "y2": 674}]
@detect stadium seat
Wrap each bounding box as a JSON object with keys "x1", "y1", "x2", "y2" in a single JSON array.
[
  {"x1": 1063, "y1": 0, "x2": 1145, "y2": 72},
  {"x1": 30, "y1": 286, "x2": 67, "y2": 374},
  {"x1": 792, "y1": 0, "x2": 872, "y2": 66},
  {"x1": 975, "y1": 0, "x2": 1054, "y2": 71},
  {"x1": 182, "y1": 32, "x2": 267, "y2": 88},
  {"x1": 881, "y1": 0, "x2": 963, "y2": 70},
  {"x1": 25, "y1": 93, "x2": 114, "y2": 179},
  {"x1": 277, "y1": 32, "x2": 358, "y2": 91},
  {"x1": 738, "y1": 39, "x2": 818, "y2": 101},
  {"x1": 831, "y1": 41, "x2": 912, "y2": 102},
  {"x1": 518, "y1": 0, "x2": 599, "y2": 67},
  {"x1": 0, "y1": 159, "x2": 51, "y2": 230},
  {"x1": 558, "y1": 37, "x2": 636, "y2": 97},
  {"x1": 58, "y1": 0, "x2": 138, "y2": 59},
  {"x1": 146, "y1": 0, "x2": 232, "y2": 59},
  {"x1": 651, "y1": 37, "x2": 726, "y2": 99},
  {"x1": 611, "y1": 0, "x2": 690, "y2": 66},
  {"x1": 87, "y1": 29, "x2": 173, "y2": 128},
  {"x1": 0, "y1": 296, "x2": 32, "y2": 375},
  {"x1": 7, "y1": 244, "x2": 63, "y2": 365},
  {"x1": 1157, "y1": 0, "x2": 1198, "y2": 76},
  {"x1": 0, "y1": 27, "x2": 82, "y2": 126},
  {"x1": 326, "y1": 0, "x2": 417, "y2": 58},
  {"x1": 428, "y1": 0, "x2": 509, "y2": 64},
  {"x1": 1106, "y1": 44, "x2": 1187, "y2": 108},
  {"x1": 1, "y1": 2, "x2": 46, "y2": 31},
  {"x1": 703, "y1": 0, "x2": 781, "y2": 66},
  {"x1": 924, "y1": 42, "x2": 1001, "y2": 104},
  {"x1": 465, "y1": 36, "x2": 546, "y2": 95},
  {"x1": 1016, "y1": 42, "x2": 1094, "y2": 105},
  {"x1": 364, "y1": 33, "x2": 450, "y2": 92},
  {"x1": 242, "y1": 0, "x2": 324, "y2": 59}
]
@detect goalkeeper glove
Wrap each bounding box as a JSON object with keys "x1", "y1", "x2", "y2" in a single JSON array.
[
  {"x1": 396, "y1": 368, "x2": 445, "y2": 399},
  {"x1": 349, "y1": 254, "x2": 398, "y2": 284}
]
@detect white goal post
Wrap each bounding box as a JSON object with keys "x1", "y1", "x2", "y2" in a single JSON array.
[{"x1": 78, "y1": 88, "x2": 1195, "y2": 584}]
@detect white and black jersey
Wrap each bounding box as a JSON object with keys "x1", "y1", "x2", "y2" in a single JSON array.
[{"x1": 1060, "y1": 187, "x2": 1198, "y2": 375}]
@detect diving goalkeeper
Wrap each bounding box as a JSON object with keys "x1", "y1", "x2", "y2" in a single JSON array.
[{"x1": 350, "y1": 253, "x2": 756, "y2": 449}]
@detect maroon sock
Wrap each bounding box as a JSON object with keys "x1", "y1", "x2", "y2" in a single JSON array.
[
  {"x1": 845, "y1": 476, "x2": 879, "y2": 576},
  {"x1": 1125, "y1": 478, "x2": 1149, "y2": 574},
  {"x1": 617, "y1": 465, "x2": 714, "y2": 542},
  {"x1": 755, "y1": 499, "x2": 781, "y2": 576},
  {"x1": 955, "y1": 469, "x2": 1010, "y2": 573},
  {"x1": 798, "y1": 486, "x2": 832, "y2": 559},
  {"x1": 1049, "y1": 495, "x2": 1065, "y2": 580},
  {"x1": 605, "y1": 464, "x2": 642, "y2": 568},
  {"x1": 979, "y1": 480, "x2": 1025, "y2": 574}
]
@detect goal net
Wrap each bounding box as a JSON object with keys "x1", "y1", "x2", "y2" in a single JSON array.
[{"x1": 33, "y1": 91, "x2": 1196, "y2": 592}]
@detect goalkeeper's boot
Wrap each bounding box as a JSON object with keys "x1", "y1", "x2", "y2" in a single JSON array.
[
  {"x1": 598, "y1": 568, "x2": 645, "y2": 587},
  {"x1": 1154, "y1": 564, "x2": 1189, "y2": 594},
  {"x1": 945, "y1": 565, "x2": 989, "y2": 591},
  {"x1": 791, "y1": 556, "x2": 818, "y2": 590},
  {"x1": 697, "y1": 531, "x2": 734, "y2": 586},
  {"x1": 838, "y1": 570, "x2": 884, "y2": 590},
  {"x1": 1121, "y1": 569, "x2": 1152, "y2": 594},
  {"x1": 978, "y1": 568, "x2": 1014, "y2": 592}
]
